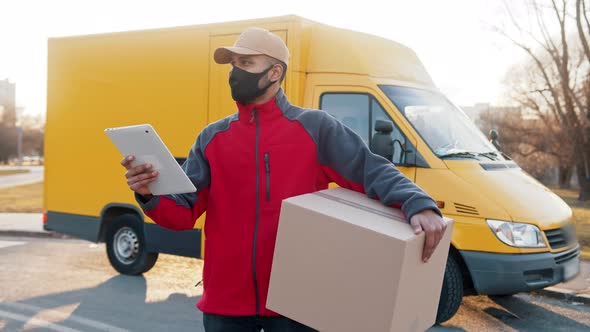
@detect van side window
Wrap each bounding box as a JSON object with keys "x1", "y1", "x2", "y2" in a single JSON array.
[
  {"x1": 320, "y1": 92, "x2": 407, "y2": 165},
  {"x1": 371, "y1": 99, "x2": 407, "y2": 165},
  {"x1": 320, "y1": 93, "x2": 370, "y2": 144}
]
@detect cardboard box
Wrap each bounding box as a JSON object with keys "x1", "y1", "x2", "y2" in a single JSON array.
[{"x1": 267, "y1": 188, "x2": 454, "y2": 332}]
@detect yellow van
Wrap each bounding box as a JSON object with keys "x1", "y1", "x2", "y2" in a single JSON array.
[{"x1": 44, "y1": 15, "x2": 580, "y2": 322}]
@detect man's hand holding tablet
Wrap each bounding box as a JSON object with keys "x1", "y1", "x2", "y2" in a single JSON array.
[
  {"x1": 105, "y1": 124, "x2": 197, "y2": 199},
  {"x1": 120, "y1": 155, "x2": 158, "y2": 199}
]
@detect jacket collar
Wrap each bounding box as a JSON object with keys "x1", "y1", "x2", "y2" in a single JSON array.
[{"x1": 236, "y1": 88, "x2": 289, "y2": 123}]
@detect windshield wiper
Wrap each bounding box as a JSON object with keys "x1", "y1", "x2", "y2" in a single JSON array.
[
  {"x1": 440, "y1": 151, "x2": 501, "y2": 161},
  {"x1": 477, "y1": 151, "x2": 500, "y2": 161},
  {"x1": 438, "y1": 152, "x2": 479, "y2": 159}
]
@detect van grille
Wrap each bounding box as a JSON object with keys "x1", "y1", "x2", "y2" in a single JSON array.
[
  {"x1": 454, "y1": 203, "x2": 479, "y2": 216},
  {"x1": 544, "y1": 224, "x2": 577, "y2": 250},
  {"x1": 554, "y1": 246, "x2": 579, "y2": 265}
]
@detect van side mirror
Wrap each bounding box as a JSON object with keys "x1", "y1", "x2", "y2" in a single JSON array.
[
  {"x1": 489, "y1": 129, "x2": 501, "y2": 150},
  {"x1": 489, "y1": 129, "x2": 498, "y2": 140}
]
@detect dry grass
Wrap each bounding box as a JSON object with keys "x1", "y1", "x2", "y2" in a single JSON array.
[
  {"x1": 0, "y1": 169, "x2": 30, "y2": 176},
  {"x1": 550, "y1": 187, "x2": 590, "y2": 257},
  {"x1": 0, "y1": 182, "x2": 43, "y2": 213}
]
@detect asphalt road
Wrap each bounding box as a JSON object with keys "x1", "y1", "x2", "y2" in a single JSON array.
[
  {"x1": 0, "y1": 236, "x2": 589, "y2": 332},
  {"x1": 0, "y1": 166, "x2": 43, "y2": 189}
]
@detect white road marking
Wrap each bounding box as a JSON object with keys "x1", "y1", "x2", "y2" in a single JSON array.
[
  {"x1": 0, "y1": 166, "x2": 44, "y2": 189},
  {"x1": 0, "y1": 240, "x2": 26, "y2": 249},
  {"x1": 0, "y1": 308, "x2": 81, "y2": 332},
  {"x1": 0, "y1": 301, "x2": 130, "y2": 332}
]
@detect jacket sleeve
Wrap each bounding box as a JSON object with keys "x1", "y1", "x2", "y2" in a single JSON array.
[
  {"x1": 316, "y1": 112, "x2": 442, "y2": 222},
  {"x1": 134, "y1": 131, "x2": 211, "y2": 231}
]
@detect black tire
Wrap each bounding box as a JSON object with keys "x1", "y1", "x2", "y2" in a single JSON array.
[
  {"x1": 105, "y1": 214, "x2": 158, "y2": 275},
  {"x1": 435, "y1": 254, "x2": 464, "y2": 324}
]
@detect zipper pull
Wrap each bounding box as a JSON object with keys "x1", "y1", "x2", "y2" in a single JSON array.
[
  {"x1": 264, "y1": 153, "x2": 270, "y2": 173},
  {"x1": 250, "y1": 108, "x2": 258, "y2": 123}
]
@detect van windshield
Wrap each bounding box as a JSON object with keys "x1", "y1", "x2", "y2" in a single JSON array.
[{"x1": 379, "y1": 85, "x2": 503, "y2": 161}]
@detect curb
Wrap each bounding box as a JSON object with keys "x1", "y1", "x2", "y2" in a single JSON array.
[
  {"x1": 0, "y1": 230, "x2": 72, "y2": 239},
  {"x1": 534, "y1": 287, "x2": 590, "y2": 305}
]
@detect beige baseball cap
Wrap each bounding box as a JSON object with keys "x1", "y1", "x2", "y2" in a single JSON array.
[{"x1": 214, "y1": 27, "x2": 290, "y2": 65}]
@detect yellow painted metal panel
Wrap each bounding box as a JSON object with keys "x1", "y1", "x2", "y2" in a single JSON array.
[{"x1": 46, "y1": 27, "x2": 210, "y2": 217}]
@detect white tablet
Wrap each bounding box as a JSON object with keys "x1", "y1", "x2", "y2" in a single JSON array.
[{"x1": 104, "y1": 124, "x2": 197, "y2": 196}]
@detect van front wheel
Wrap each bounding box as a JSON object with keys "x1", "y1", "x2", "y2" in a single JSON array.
[
  {"x1": 105, "y1": 214, "x2": 158, "y2": 275},
  {"x1": 435, "y1": 254, "x2": 463, "y2": 324}
]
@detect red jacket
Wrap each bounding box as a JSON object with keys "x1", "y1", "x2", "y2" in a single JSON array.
[{"x1": 136, "y1": 88, "x2": 441, "y2": 316}]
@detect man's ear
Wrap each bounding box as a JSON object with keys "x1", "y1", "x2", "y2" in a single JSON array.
[{"x1": 270, "y1": 64, "x2": 283, "y2": 83}]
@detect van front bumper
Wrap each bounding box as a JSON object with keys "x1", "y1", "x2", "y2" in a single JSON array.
[{"x1": 460, "y1": 245, "x2": 580, "y2": 295}]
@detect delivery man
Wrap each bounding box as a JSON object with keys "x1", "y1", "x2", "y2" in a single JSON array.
[{"x1": 120, "y1": 27, "x2": 447, "y2": 332}]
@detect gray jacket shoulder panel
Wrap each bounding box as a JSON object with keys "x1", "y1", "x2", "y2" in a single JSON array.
[
  {"x1": 200, "y1": 112, "x2": 240, "y2": 149},
  {"x1": 275, "y1": 89, "x2": 441, "y2": 221}
]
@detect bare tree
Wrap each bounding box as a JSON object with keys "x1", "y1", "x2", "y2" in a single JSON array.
[
  {"x1": 494, "y1": 0, "x2": 590, "y2": 198},
  {"x1": 0, "y1": 109, "x2": 44, "y2": 164},
  {"x1": 576, "y1": 0, "x2": 590, "y2": 63},
  {"x1": 0, "y1": 123, "x2": 17, "y2": 163},
  {"x1": 510, "y1": 57, "x2": 575, "y2": 187},
  {"x1": 479, "y1": 99, "x2": 572, "y2": 185},
  {"x1": 22, "y1": 127, "x2": 44, "y2": 157}
]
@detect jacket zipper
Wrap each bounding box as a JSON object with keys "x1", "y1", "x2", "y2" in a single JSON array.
[
  {"x1": 252, "y1": 108, "x2": 261, "y2": 315},
  {"x1": 264, "y1": 152, "x2": 270, "y2": 202}
]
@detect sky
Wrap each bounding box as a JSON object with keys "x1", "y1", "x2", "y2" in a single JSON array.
[{"x1": 0, "y1": 0, "x2": 529, "y2": 117}]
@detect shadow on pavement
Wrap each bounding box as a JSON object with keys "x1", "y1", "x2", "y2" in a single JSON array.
[
  {"x1": 0, "y1": 274, "x2": 203, "y2": 331},
  {"x1": 486, "y1": 294, "x2": 590, "y2": 331},
  {"x1": 427, "y1": 323, "x2": 467, "y2": 331},
  {"x1": 10, "y1": 276, "x2": 586, "y2": 331}
]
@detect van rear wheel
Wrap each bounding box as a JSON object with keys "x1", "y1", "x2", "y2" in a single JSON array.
[
  {"x1": 106, "y1": 214, "x2": 158, "y2": 275},
  {"x1": 436, "y1": 254, "x2": 463, "y2": 324}
]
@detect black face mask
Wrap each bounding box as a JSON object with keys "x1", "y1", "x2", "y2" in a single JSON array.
[{"x1": 229, "y1": 65, "x2": 277, "y2": 105}]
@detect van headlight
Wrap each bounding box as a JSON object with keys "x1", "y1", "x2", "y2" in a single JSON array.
[{"x1": 486, "y1": 219, "x2": 546, "y2": 248}]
